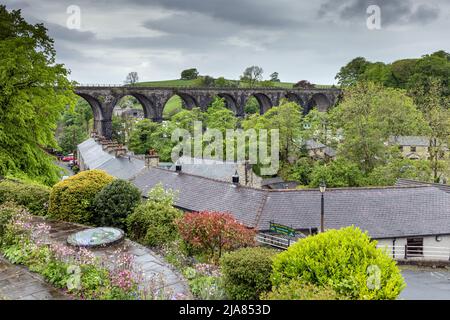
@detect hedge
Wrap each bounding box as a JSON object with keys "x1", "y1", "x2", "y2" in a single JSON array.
[
  {"x1": 92, "y1": 179, "x2": 142, "y2": 229},
  {"x1": 0, "y1": 180, "x2": 50, "y2": 216},
  {"x1": 220, "y1": 247, "x2": 277, "y2": 300},
  {"x1": 48, "y1": 170, "x2": 114, "y2": 224},
  {"x1": 271, "y1": 226, "x2": 405, "y2": 300}
]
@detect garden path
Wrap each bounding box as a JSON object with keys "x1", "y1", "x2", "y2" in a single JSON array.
[{"x1": 0, "y1": 256, "x2": 70, "y2": 300}]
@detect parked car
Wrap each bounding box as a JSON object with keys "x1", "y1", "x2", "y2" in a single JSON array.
[{"x1": 62, "y1": 154, "x2": 75, "y2": 162}]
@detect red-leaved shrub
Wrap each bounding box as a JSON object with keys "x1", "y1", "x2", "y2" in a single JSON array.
[{"x1": 176, "y1": 211, "x2": 256, "y2": 261}]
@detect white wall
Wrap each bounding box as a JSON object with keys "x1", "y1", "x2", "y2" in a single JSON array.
[{"x1": 376, "y1": 235, "x2": 450, "y2": 261}]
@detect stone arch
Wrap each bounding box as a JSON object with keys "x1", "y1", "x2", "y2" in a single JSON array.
[
  {"x1": 252, "y1": 93, "x2": 273, "y2": 114},
  {"x1": 284, "y1": 93, "x2": 306, "y2": 109},
  {"x1": 217, "y1": 93, "x2": 240, "y2": 115},
  {"x1": 175, "y1": 92, "x2": 199, "y2": 110},
  {"x1": 306, "y1": 93, "x2": 331, "y2": 114},
  {"x1": 116, "y1": 92, "x2": 157, "y2": 119},
  {"x1": 75, "y1": 92, "x2": 104, "y2": 135}
]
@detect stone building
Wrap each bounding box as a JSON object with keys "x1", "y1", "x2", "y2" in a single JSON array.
[{"x1": 388, "y1": 136, "x2": 449, "y2": 160}]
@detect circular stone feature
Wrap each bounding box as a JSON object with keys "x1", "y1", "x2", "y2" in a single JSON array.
[{"x1": 67, "y1": 227, "x2": 124, "y2": 248}]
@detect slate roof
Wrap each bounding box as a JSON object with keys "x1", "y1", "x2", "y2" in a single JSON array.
[
  {"x1": 389, "y1": 136, "x2": 430, "y2": 146},
  {"x1": 131, "y1": 167, "x2": 266, "y2": 227},
  {"x1": 169, "y1": 156, "x2": 240, "y2": 182},
  {"x1": 130, "y1": 167, "x2": 450, "y2": 239},
  {"x1": 77, "y1": 138, "x2": 145, "y2": 180},
  {"x1": 396, "y1": 178, "x2": 450, "y2": 194}
]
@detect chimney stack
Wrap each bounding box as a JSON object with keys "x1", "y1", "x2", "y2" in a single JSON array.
[{"x1": 145, "y1": 149, "x2": 160, "y2": 168}]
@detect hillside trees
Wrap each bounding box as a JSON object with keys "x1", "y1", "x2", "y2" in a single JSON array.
[{"x1": 0, "y1": 6, "x2": 76, "y2": 185}]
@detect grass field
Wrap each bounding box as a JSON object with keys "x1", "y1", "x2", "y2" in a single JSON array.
[{"x1": 136, "y1": 78, "x2": 334, "y2": 89}]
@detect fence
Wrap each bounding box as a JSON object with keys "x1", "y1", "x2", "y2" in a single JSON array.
[
  {"x1": 378, "y1": 245, "x2": 450, "y2": 261},
  {"x1": 255, "y1": 233, "x2": 299, "y2": 250}
]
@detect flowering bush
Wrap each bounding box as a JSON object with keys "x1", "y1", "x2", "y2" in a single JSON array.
[
  {"x1": 48, "y1": 170, "x2": 114, "y2": 224},
  {"x1": 183, "y1": 263, "x2": 226, "y2": 300},
  {"x1": 176, "y1": 211, "x2": 256, "y2": 262}
]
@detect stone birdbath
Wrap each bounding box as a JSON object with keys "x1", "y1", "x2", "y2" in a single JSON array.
[{"x1": 67, "y1": 227, "x2": 124, "y2": 248}]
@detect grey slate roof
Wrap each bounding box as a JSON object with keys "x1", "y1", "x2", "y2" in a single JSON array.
[
  {"x1": 169, "y1": 156, "x2": 239, "y2": 182},
  {"x1": 130, "y1": 167, "x2": 450, "y2": 239},
  {"x1": 396, "y1": 178, "x2": 450, "y2": 194},
  {"x1": 131, "y1": 167, "x2": 266, "y2": 227},
  {"x1": 389, "y1": 136, "x2": 430, "y2": 146},
  {"x1": 77, "y1": 138, "x2": 145, "y2": 180}
]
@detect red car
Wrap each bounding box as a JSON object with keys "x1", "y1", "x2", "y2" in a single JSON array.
[{"x1": 62, "y1": 155, "x2": 75, "y2": 162}]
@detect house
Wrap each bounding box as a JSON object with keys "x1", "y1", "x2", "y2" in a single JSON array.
[
  {"x1": 305, "y1": 139, "x2": 336, "y2": 160},
  {"x1": 130, "y1": 165, "x2": 450, "y2": 260},
  {"x1": 388, "y1": 136, "x2": 449, "y2": 160},
  {"x1": 113, "y1": 107, "x2": 144, "y2": 119}
]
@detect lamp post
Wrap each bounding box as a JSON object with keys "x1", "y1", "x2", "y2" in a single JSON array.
[{"x1": 319, "y1": 181, "x2": 326, "y2": 233}]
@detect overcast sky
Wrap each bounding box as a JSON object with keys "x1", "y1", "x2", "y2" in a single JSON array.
[{"x1": 4, "y1": 0, "x2": 450, "y2": 85}]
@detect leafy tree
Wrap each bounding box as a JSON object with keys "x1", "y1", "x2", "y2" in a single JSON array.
[
  {"x1": 170, "y1": 107, "x2": 206, "y2": 135},
  {"x1": 176, "y1": 211, "x2": 256, "y2": 262},
  {"x1": 205, "y1": 98, "x2": 237, "y2": 133},
  {"x1": 269, "y1": 72, "x2": 280, "y2": 82},
  {"x1": 412, "y1": 78, "x2": 450, "y2": 182},
  {"x1": 57, "y1": 125, "x2": 88, "y2": 154},
  {"x1": 242, "y1": 100, "x2": 304, "y2": 163},
  {"x1": 200, "y1": 75, "x2": 215, "y2": 87},
  {"x1": 124, "y1": 72, "x2": 139, "y2": 85},
  {"x1": 293, "y1": 80, "x2": 315, "y2": 89},
  {"x1": 279, "y1": 157, "x2": 314, "y2": 185},
  {"x1": 244, "y1": 96, "x2": 260, "y2": 115},
  {"x1": 180, "y1": 68, "x2": 199, "y2": 80},
  {"x1": 0, "y1": 6, "x2": 76, "y2": 185},
  {"x1": 308, "y1": 158, "x2": 364, "y2": 188},
  {"x1": 214, "y1": 77, "x2": 236, "y2": 87},
  {"x1": 331, "y1": 82, "x2": 428, "y2": 173},
  {"x1": 240, "y1": 66, "x2": 263, "y2": 87},
  {"x1": 366, "y1": 158, "x2": 432, "y2": 186},
  {"x1": 128, "y1": 119, "x2": 174, "y2": 161},
  {"x1": 335, "y1": 57, "x2": 372, "y2": 87}
]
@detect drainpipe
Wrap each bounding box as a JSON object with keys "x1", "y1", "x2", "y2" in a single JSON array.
[{"x1": 393, "y1": 238, "x2": 396, "y2": 259}]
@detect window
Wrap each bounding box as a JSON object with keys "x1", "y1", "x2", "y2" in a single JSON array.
[
  {"x1": 399, "y1": 146, "x2": 403, "y2": 152},
  {"x1": 410, "y1": 146, "x2": 416, "y2": 152},
  {"x1": 406, "y1": 237, "x2": 423, "y2": 257}
]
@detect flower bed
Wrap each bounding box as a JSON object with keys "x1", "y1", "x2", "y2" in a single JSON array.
[{"x1": 0, "y1": 202, "x2": 173, "y2": 300}]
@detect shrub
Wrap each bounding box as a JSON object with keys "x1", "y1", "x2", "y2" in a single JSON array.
[
  {"x1": 0, "y1": 180, "x2": 50, "y2": 215},
  {"x1": 220, "y1": 247, "x2": 277, "y2": 300},
  {"x1": 183, "y1": 263, "x2": 226, "y2": 300},
  {"x1": 176, "y1": 211, "x2": 256, "y2": 262},
  {"x1": 261, "y1": 280, "x2": 344, "y2": 300},
  {"x1": 92, "y1": 179, "x2": 141, "y2": 229},
  {"x1": 271, "y1": 226, "x2": 405, "y2": 300},
  {"x1": 127, "y1": 184, "x2": 182, "y2": 247},
  {"x1": 48, "y1": 170, "x2": 114, "y2": 224}
]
